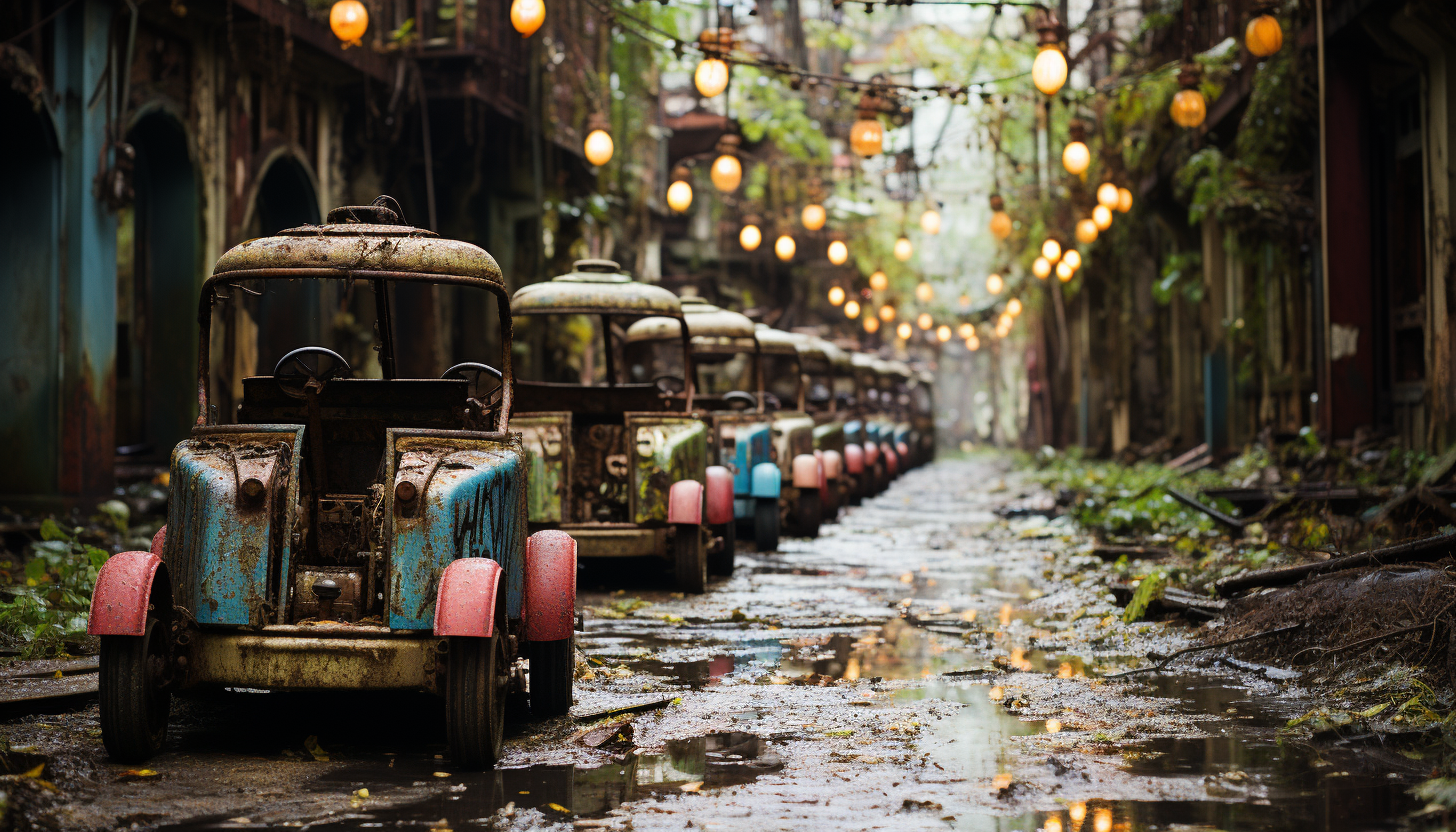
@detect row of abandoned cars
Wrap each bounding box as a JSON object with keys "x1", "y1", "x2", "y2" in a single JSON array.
[{"x1": 87, "y1": 202, "x2": 935, "y2": 768}]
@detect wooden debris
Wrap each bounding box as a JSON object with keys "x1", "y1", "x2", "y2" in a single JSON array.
[{"x1": 1213, "y1": 531, "x2": 1456, "y2": 597}]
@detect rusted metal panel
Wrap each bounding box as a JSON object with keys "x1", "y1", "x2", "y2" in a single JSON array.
[
  {"x1": 387, "y1": 430, "x2": 527, "y2": 630},
  {"x1": 212, "y1": 229, "x2": 504, "y2": 283},
  {"x1": 188, "y1": 631, "x2": 434, "y2": 690},
  {"x1": 625, "y1": 414, "x2": 707, "y2": 525},
  {"x1": 523, "y1": 530, "x2": 577, "y2": 642},
  {"x1": 565, "y1": 526, "x2": 667, "y2": 558},
  {"x1": 513, "y1": 261, "x2": 684, "y2": 317},
  {"x1": 164, "y1": 426, "x2": 304, "y2": 627},
  {"x1": 771, "y1": 414, "x2": 816, "y2": 479},
  {"x1": 88, "y1": 551, "x2": 164, "y2": 636},
  {"x1": 433, "y1": 557, "x2": 502, "y2": 637},
  {"x1": 514, "y1": 413, "x2": 572, "y2": 523}
]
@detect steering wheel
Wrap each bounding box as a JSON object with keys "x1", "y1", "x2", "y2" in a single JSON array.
[
  {"x1": 653, "y1": 375, "x2": 686, "y2": 395},
  {"x1": 723, "y1": 390, "x2": 757, "y2": 411},
  {"x1": 442, "y1": 362, "x2": 505, "y2": 409},
  {"x1": 274, "y1": 347, "x2": 352, "y2": 400},
  {"x1": 760, "y1": 392, "x2": 783, "y2": 412}
]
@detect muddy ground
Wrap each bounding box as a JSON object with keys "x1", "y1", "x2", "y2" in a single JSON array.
[{"x1": 0, "y1": 455, "x2": 1433, "y2": 830}]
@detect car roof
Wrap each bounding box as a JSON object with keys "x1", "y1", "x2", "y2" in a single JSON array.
[
  {"x1": 752, "y1": 324, "x2": 801, "y2": 355},
  {"x1": 212, "y1": 205, "x2": 503, "y2": 285},
  {"x1": 513, "y1": 260, "x2": 683, "y2": 317},
  {"x1": 625, "y1": 298, "x2": 758, "y2": 349}
]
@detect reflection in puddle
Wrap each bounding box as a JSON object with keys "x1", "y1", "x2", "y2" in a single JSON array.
[
  {"x1": 778, "y1": 618, "x2": 978, "y2": 681},
  {"x1": 163, "y1": 733, "x2": 778, "y2": 830}
]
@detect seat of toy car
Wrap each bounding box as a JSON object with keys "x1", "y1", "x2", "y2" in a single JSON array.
[{"x1": 513, "y1": 380, "x2": 680, "y2": 414}]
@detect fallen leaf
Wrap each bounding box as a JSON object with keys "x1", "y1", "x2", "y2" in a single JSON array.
[
  {"x1": 433, "y1": 771, "x2": 452, "y2": 778},
  {"x1": 546, "y1": 802, "x2": 570, "y2": 813},
  {"x1": 22, "y1": 764, "x2": 45, "y2": 778},
  {"x1": 304, "y1": 735, "x2": 330, "y2": 762},
  {"x1": 679, "y1": 781, "x2": 704, "y2": 792},
  {"x1": 353, "y1": 788, "x2": 370, "y2": 799}
]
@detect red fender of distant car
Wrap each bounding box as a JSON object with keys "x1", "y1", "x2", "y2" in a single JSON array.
[
  {"x1": 434, "y1": 558, "x2": 503, "y2": 638},
  {"x1": 884, "y1": 446, "x2": 899, "y2": 476},
  {"x1": 150, "y1": 526, "x2": 167, "y2": 557},
  {"x1": 667, "y1": 479, "x2": 704, "y2": 525},
  {"x1": 821, "y1": 450, "x2": 843, "y2": 480},
  {"x1": 843, "y1": 444, "x2": 864, "y2": 475},
  {"x1": 704, "y1": 466, "x2": 734, "y2": 526},
  {"x1": 88, "y1": 551, "x2": 166, "y2": 636},
  {"x1": 896, "y1": 441, "x2": 910, "y2": 460},
  {"x1": 791, "y1": 454, "x2": 820, "y2": 489},
  {"x1": 863, "y1": 442, "x2": 880, "y2": 467},
  {"x1": 524, "y1": 530, "x2": 577, "y2": 643}
]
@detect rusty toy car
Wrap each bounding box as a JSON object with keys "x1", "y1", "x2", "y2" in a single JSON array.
[
  {"x1": 753, "y1": 325, "x2": 825, "y2": 543},
  {"x1": 88, "y1": 201, "x2": 578, "y2": 768},
  {"x1": 509, "y1": 261, "x2": 732, "y2": 593}
]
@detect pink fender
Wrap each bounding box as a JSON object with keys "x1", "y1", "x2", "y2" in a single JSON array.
[
  {"x1": 884, "y1": 445, "x2": 900, "y2": 476},
  {"x1": 863, "y1": 442, "x2": 880, "y2": 467},
  {"x1": 88, "y1": 551, "x2": 166, "y2": 636},
  {"x1": 434, "y1": 558, "x2": 503, "y2": 637},
  {"x1": 705, "y1": 466, "x2": 734, "y2": 526},
  {"x1": 524, "y1": 530, "x2": 577, "y2": 642},
  {"x1": 150, "y1": 525, "x2": 167, "y2": 557},
  {"x1": 843, "y1": 444, "x2": 864, "y2": 475},
  {"x1": 897, "y1": 441, "x2": 909, "y2": 460},
  {"x1": 791, "y1": 454, "x2": 820, "y2": 489},
  {"x1": 667, "y1": 479, "x2": 704, "y2": 525},
  {"x1": 822, "y1": 449, "x2": 843, "y2": 480}
]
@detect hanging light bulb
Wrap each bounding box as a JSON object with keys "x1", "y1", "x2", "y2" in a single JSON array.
[
  {"x1": 583, "y1": 126, "x2": 614, "y2": 167},
  {"x1": 986, "y1": 273, "x2": 1004, "y2": 295},
  {"x1": 1076, "y1": 219, "x2": 1098, "y2": 244},
  {"x1": 894, "y1": 236, "x2": 913, "y2": 262},
  {"x1": 1245, "y1": 12, "x2": 1283, "y2": 57},
  {"x1": 509, "y1": 0, "x2": 545, "y2": 37},
  {"x1": 1117, "y1": 187, "x2": 1133, "y2": 213},
  {"x1": 1032, "y1": 13, "x2": 1068, "y2": 96},
  {"x1": 667, "y1": 183, "x2": 693, "y2": 214},
  {"x1": 958, "y1": 323, "x2": 975, "y2": 340},
  {"x1": 988, "y1": 194, "x2": 1012, "y2": 240},
  {"x1": 710, "y1": 153, "x2": 742, "y2": 192},
  {"x1": 695, "y1": 58, "x2": 729, "y2": 98},
  {"x1": 1097, "y1": 182, "x2": 1119, "y2": 209},
  {"x1": 863, "y1": 316, "x2": 880, "y2": 334},
  {"x1": 1033, "y1": 257, "x2": 1052, "y2": 279},
  {"x1": 915, "y1": 281, "x2": 934, "y2": 303},
  {"x1": 850, "y1": 92, "x2": 885, "y2": 157},
  {"x1": 917, "y1": 312, "x2": 933, "y2": 330},
  {"x1": 897, "y1": 322, "x2": 913, "y2": 340},
  {"x1": 844, "y1": 299, "x2": 861, "y2": 318},
  {"x1": 936, "y1": 325, "x2": 952, "y2": 343},
  {"x1": 827, "y1": 240, "x2": 849, "y2": 265},
  {"x1": 802, "y1": 204, "x2": 827, "y2": 231},
  {"x1": 828, "y1": 285, "x2": 846, "y2": 306},
  {"x1": 1007, "y1": 297, "x2": 1023, "y2": 316},
  {"x1": 920, "y1": 207, "x2": 942, "y2": 235},
  {"x1": 1170, "y1": 63, "x2": 1207, "y2": 128},
  {"x1": 967, "y1": 333, "x2": 980, "y2": 351},
  {"x1": 774, "y1": 234, "x2": 796, "y2": 261},
  {"x1": 1062, "y1": 141, "x2": 1090, "y2": 176},
  {"x1": 869, "y1": 270, "x2": 889, "y2": 291},
  {"x1": 739, "y1": 221, "x2": 762, "y2": 251},
  {"x1": 878, "y1": 304, "x2": 897, "y2": 322},
  {"x1": 1093, "y1": 204, "x2": 1114, "y2": 230},
  {"x1": 1063, "y1": 249, "x2": 1082, "y2": 271},
  {"x1": 1056, "y1": 261, "x2": 1074, "y2": 281},
  {"x1": 959, "y1": 293, "x2": 971, "y2": 308},
  {"x1": 1041, "y1": 239, "x2": 1062, "y2": 263},
  {"x1": 330, "y1": 0, "x2": 370, "y2": 45}
]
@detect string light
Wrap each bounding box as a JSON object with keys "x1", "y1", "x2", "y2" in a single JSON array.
[
  {"x1": 584, "y1": 126, "x2": 614, "y2": 167},
  {"x1": 802, "y1": 204, "x2": 827, "y2": 231},
  {"x1": 1056, "y1": 261, "x2": 1074, "y2": 281},
  {"x1": 897, "y1": 322, "x2": 913, "y2": 340},
  {"x1": 869, "y1": 270, "x2": 889, "y2": 291},
  {"x1": 1062, "y1": 120, "x2": 1091, "y2": 176},
  {"x1": 1117, "y1": 187, "x2": 1133, "y2": 213},
  {"x1": 879, "y1": 304, "x2": 897, "y2": 321},
  {"x1": 828, "y1": 285, "x2": 846, "y2": 306},
  {"x1": 917, "y1": 312, "x2": 933, "y2": 330},
  {"x1": 936, "y1": 325, "x2": 952, "y2": 343},
  {"x1": 827, "y1": 240, "x2": 848, "y2": 265},
  {"x1": 1032, "y1": 45, "x2": 1068, "y2": 96},
  {"x1": 1041, "y1": 239, "x2": 1062, "y2": 263},
  {"x1": 920, "y1": 208, "x2": 942, "y2": 235},
  {"x1": 958, "y1": 323, "x2": 974, "y2": 340},
  {"x1": 894, "y1": 236, "x2": 914, "y2": 262},
  {"x1": 959, "y1": 293, "x2": 971, "y2": 308},
  {"x1": 1245, "y1": 12, "x2": 1283, "y2": 57},
  {"x1": 710, "y1": 153, "x2": 742, "y2": 192},
  {"x1": 1007, "y1": 297, "x2": 1023, "y2": 316},
  {"x1": 666, "y1": 180, "x2": 693, "y2": 213},
  {"x1": 774, "y1": 234, "x2": 796, "y2": 261},
  {"x1": 1097, "y1": 182, "x2": 1119, "y2": 208},
  {"x1": 509, "y1": 0, "x2": 544, "y2": 37},
  {"x1": 915, "y1": 282, "x2": 934, "y2": 303},
  {"x1": 1170, "y1": 63, "x2": 1207, "y2": 128},
  {"x1": 850, "y1": 92, "x2": 886, "y2": 157},
  {"x1": 1062, "y1": 249, "x2": 1082, "y2": 271},
  {"x1": 986, "y1": 273, "x2": 1004, "y2": 294},
  {"x1": 844, "y1": 299, "x2": 861, "y2": 318},
  {"x1": 1033, "y1": 257, "x2": 1051, "y2": 279},
  {"x1": 330, "y1": 0, "x2": 369, "y2": 44},
  {"x1": 1075, "y1": 219, "x2": 1098, "y2": 244},
  {"x1": 739, "y1": 223, "x2": 762, "y2": 251},
  {"x1": 1093, "y1": 204, "x2": 1114, "y2": 230},
  {"x1": 863, "y1": 316, "x2": 880, "y2": 333}
]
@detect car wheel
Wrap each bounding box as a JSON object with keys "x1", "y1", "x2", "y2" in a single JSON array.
[
  {"x1": 527, "y1": 636, "x2": 574, "y2": 718},
  {"x1": 709, "y1": 520, "x2": 736, "y2": 576},
  {"x1": 100, "y1": 615, "x2": 171, "y2": 763},
  {"x1": 797, "y1": 489, "x2": 822, "y2": 538},
  {"x1": 674, "y1": 523, "x2": 707, "y2": 593},
  {"x1": 822, "y1": 482, "x2": 839, "y2": 523},
  {"x1": 446, "y1": 631, "x2": 508, "y2": 768},
  {"x1": 754, "y1": 497, "x2": 779, "y2": 552}
]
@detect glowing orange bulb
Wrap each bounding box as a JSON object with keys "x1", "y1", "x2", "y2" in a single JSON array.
[
  {"x1": 802, "y1": 204, "x2": 827, "y2": 231},
  {"x1": 330, "y1": 0, "x2": 369, "y2": 44},
  {"x1": 850, "y1": 118, "x2": 884, "y2": 157},
  {"x1": 827, "y1": 240, "x2": 848, "y2": 265},
  {"x1": 1062, "y1": 140, "x2": 1090, "y2": 175},
  {"x1": 986, "y1": 273, "x2": 1004, "y2": 295},
  {"x1": 936, "y1": 325, "x2": 952, "y2": 342},
  {"x1": 1041, "y1": 239, "x2": 1062, "y2": 263},
  {"x1": 774, "y1": 235, "x2": 796, "y2": 261},
  {"x1": 917, "y1": 312, "x2": 933, "y2": 330},
  {"x1": 1097, "y1": 182, "x2": 1119, "y2": 208},
  {"x1": 1246, "y1": 14, "x2": 1283, "y2": 57},
  {"x1": 509, "y1": 0, "x2": 544, "y2": 37},
  {"x1": 1117, "y1": 187, "x2": 1133, "y2": 213},
  {"x1": 694, "y1": 58, "x2": 730, "y2": 98},
  {"x1": 710, "y1": 154, "x2": 742, "y2": 192},
  {"x1": 1170, "y1": 88, "x2": 1207, "y2": 128},
  {"x1": 920, "y1": 209, "x2": 942, "y2": 235},
  {"x1": 828, "y1": 286, "x2": 846, "y2": 306},
  {"x1": 739, "y1": 224, "x2": 761, "y2": 251},
  {"x1": 1007, "y1": 297, "x2": 1022, "y2": 316},
  {"x1": 1032, "y1": 257, "x2": 1051, "y2": 279},
  {"x1": 915, "y1": 282, "x2": 933, "y2": 303},
  {"x1": 896, "y1": 322, "x2": 913, "y2": 340},
  {"x1": 844, "y1": 299, "x2": 861, "y2": 318},
  {"x1": 879, "y1": 304, "x2": 896, "y2": 322},
  {"x1": 584, "y1": 129, "x2": 614, "y2": 167},
  {"x1": 957, "y1": 323, "x2": 974, "y2": 340},
  {"x1": 1032, "y1": 45, "x2": 1068, "y2": 96},
  {"x1": 666, "y1": 180, "x2": 693, "y2": 213},
  {"x1": 1056, "y1": 261, "x2": 1074, "y2": 281},
  {"x1": 1093, "y1": 204, "x2": 1114, "y2": 230},
  {"x1": 1076, "y1": 219, "x2": 1098, "y2": 244},
  {"x1": 863, "y1": 316, "x2": 880, "y2": 333},
  {"x1": 1062, "y1": 249, "x2": 1082, "y2": 271},
  {"x1": 894, "y1": 237, "x2": 913, "y2": 262},
  {"x1": 869, "y1": 271, "x2": 888, "y2": 291},
  {"x1": 989, "y1": 210, "x2": 1012, "y2": 240}
]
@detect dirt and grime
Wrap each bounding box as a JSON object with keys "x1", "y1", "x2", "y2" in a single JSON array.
[{"x1": 0, "y1": 455, "x2": 1434, "y2": 830}]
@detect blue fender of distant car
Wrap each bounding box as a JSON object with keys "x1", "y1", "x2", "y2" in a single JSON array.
[
  {"x1": 750, "y1": 461, "x2": 782, "y2": 499},
  {"x1": 732, "y1": 423, "x2": 774, "y2": 496}
]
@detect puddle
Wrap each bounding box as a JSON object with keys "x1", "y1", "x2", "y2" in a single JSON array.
[{"x1": 160, "y1": 732, "x2": 778, "y2": 829}]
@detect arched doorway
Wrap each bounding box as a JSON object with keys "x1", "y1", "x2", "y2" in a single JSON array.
[
  {"x1": 0, "y1": 89, "x2": 61, "y2": 494},
  {"x1": 116, "y1": 110, "x2": 199, "y2": 460},
  {"x1": 249, "y1": 154, "x2": 323, "y2": 372}
]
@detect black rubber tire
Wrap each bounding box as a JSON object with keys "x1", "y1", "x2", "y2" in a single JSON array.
[
  {"x1": 527, "y1": 636, "x2": 574, "y2": 718},
  {"x1": 674, "y1": 524, "x2": 707, "y2": 593},
  {"x1": 100, "y1": 616, "x2": 171, "y2": 763},
  {"x1": 796, "y1": 489, "x2": 822, "y2": 538},
  {"x1": 754, "y1": 497, "x2": 780, "y2": 552},
  {"x1": 872, "y1": 460, "x2": 887, "y2": 495},
  {"x1": 446, "y1": 632, "x2": 508, "y2": 768},
  {"x1": 709, "y1": 521, "x2": 736, "y2": 576},
  {"x1": 822, "y1": 481, "x2": 840, "y2": 523}
]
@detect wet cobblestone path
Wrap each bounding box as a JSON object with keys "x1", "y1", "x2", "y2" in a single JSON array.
[{"x1": 13, "y1": 455, "x2": 1419, "y2": 830}]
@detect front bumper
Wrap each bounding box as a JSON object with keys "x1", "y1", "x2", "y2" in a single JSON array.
[{"x1": 188, "y1": 626, "x2": 439, "y2": 691}]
